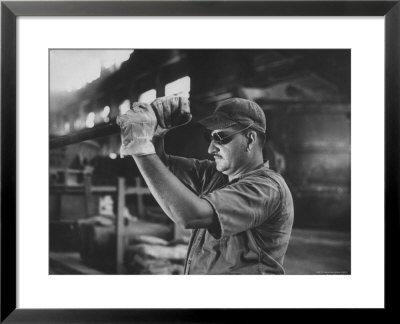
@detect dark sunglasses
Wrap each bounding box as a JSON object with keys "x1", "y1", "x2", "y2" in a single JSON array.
[{"x1": 204, "y1": 123, "x2": 254, "y2": 145}]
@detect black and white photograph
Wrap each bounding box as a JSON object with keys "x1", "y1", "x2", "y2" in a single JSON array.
[
  {"x1": 49, "y1": 49, "x2": 351, "y2": 275},
  {"x1": 2, "y1": 0, "x2": 397, "y2": 319}
]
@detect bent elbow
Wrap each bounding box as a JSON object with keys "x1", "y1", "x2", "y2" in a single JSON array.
[
  {"x1": 170, "y1": 199, "x2": 214, "y2": 229},
  {"x1": 167, "y1": 209, "x2": 191, "y2": 229},
  {"x1": 173, "y1": 211, "x2": 195, "y2": 229},
  {"x1": 179, "y1": 217, "x2": 193, "y2": 230},
  {"x1": 182, "y1": 222, "x2": 192, "y2": 230},
  {"x1": 179, "y1": 213, "x2": 211, "y2": 230}
]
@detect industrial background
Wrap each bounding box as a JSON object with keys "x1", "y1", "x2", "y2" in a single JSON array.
[{"x1": 49, "y1": 49, "x2": 350, "y2": 275}]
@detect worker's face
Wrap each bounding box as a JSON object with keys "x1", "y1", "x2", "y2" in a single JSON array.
[{"x1": 207, "y1": 127, "x2": 248, "y2": 176}]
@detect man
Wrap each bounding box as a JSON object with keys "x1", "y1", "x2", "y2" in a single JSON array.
[{"x1": 117, "y1": 97, "x2": 294, "y2": 274}]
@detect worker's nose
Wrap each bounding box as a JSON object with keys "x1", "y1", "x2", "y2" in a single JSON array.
[{"x1": 208, "y1": 140, "x2": 218, "y2": 155}]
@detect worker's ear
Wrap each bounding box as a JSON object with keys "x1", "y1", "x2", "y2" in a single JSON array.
[{"x1": 246, "y1": 131, "x2": 257, "y2": 151}]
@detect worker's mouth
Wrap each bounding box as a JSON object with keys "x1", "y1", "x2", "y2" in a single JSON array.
[{"x1": 213, "y1": 154, "x2": 223, "y2": 160}]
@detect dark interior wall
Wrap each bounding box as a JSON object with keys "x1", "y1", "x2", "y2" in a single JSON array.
[{"x1": 165, "y1": 122, "x2": 210, "y2": 160}]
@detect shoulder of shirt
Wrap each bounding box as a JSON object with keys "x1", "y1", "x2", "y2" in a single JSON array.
[
  {"x1": 237, "y1": 165, "x2": 285, "y2": 192},
  {"x1": 238, "y1": 162, "x2": 281, "y2": 180}
]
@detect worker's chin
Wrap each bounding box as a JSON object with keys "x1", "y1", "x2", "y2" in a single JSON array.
[{"x1": 215, "y1": 159, "x2": 228, "y2": 173}]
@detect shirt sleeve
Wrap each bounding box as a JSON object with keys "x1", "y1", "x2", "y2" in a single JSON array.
[
  {"x1": 166, "y1": 155, "x2": 220, "y2": 195},
  {"x1": 201, "y1": 175, "x2": 282, "y2": 239}
]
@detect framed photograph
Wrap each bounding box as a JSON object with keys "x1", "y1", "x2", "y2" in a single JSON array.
[{"x1": 1, "y1": 0, "x2": 398, "y2": 321}]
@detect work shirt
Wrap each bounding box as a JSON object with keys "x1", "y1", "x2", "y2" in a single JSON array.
[{"x1": 168, "y1": 156, "x2": 294, "y2": 275}]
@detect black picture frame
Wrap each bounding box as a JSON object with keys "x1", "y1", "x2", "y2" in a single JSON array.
[{"x1": 1, "y1": 0, "x2": 399, "y2": 322}]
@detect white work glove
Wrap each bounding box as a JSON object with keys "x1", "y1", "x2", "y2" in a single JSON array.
[
  {"x1": 151, "y1": 96, "x2": 191, "y2": 137},
  {"x1": 116, "y1": 102, "x2": 157, "y2": 157}
]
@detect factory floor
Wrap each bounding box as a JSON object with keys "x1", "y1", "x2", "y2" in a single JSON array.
[{"x1": 49, "y1": 228, "x2": 350, "y2": 275}]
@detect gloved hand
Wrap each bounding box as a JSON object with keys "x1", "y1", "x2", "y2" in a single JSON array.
[
  {"x1": 116, "y1": 102, "x2": 157, "y2": 157},
  {"x1": 151, "y1": 96, "x2": 192, "y2": 136}
]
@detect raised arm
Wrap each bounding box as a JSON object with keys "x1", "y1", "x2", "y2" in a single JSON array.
[
  {"x1": 152, "y1": 134, "x2": 168, "y2": 165},
  {"x1": 116, "y1": 97, "x2": 215, "y2": 229},
  {"x1": 132, "y1": 154, "x2": 214, "y2": 229}
]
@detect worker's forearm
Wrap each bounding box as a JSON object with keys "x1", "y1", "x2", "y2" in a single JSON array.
[
  {"x1": 152, "y1": 135, "x2": 168, "y2": 164},
  {"x1": 132, "y1": 154, "x2": 214, "y2": 228}
]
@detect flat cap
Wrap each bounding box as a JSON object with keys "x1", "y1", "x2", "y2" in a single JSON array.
[{"x1": 198, "y1": 98, "x2": 266, "y2": 133}]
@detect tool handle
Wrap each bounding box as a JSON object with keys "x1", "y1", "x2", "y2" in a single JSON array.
[
  {"x1": 49, "y1": 113, "x2": 192, "y2": 150},
  {"x1": 50, "y1": 120, "x2": 120, "y2": 149}
]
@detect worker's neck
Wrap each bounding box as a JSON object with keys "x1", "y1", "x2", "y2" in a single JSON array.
[{"x1": 228, "y1": 152, "x2": 264, "y2": 182}]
